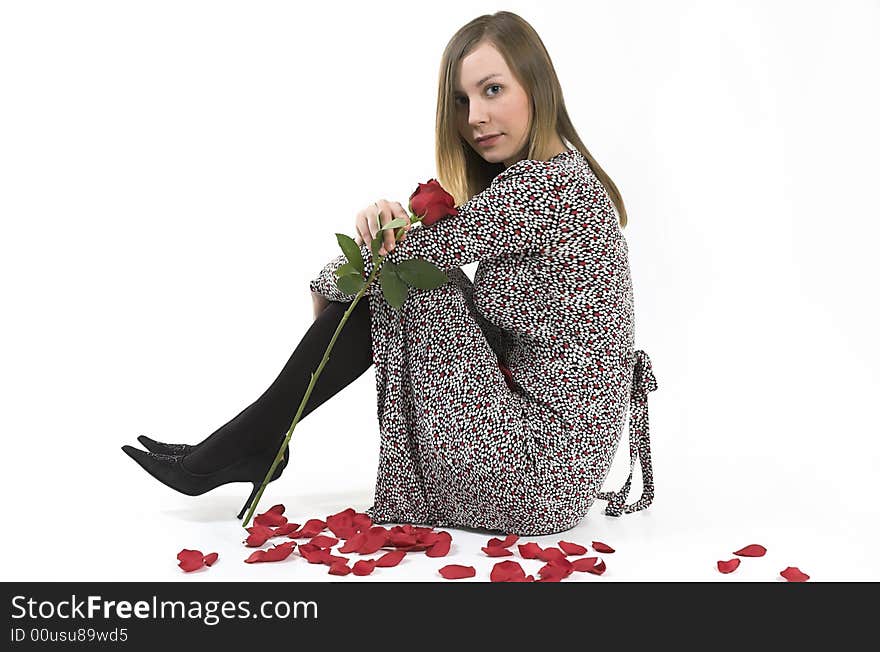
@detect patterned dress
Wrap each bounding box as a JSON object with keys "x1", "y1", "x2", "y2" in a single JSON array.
[{"x1": 309, "y1": 148, "x2": 658, "y2": 536}]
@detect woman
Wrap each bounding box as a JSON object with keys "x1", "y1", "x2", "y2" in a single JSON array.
[{"x1": 123, "y1": 11, "x2": 658, "y2": 536}]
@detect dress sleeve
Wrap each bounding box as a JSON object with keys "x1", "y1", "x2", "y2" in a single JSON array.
[
  {"x1": 308, "y1": 158, "x2": 572, "y2": 301},
  {"x1": 384, "y1": 159, "x2": 572, "y2": 271}
]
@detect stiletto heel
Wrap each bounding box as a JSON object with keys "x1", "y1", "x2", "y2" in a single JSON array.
[{"x1": 238, "y1": 482, "x2": 260, "y2": 520}]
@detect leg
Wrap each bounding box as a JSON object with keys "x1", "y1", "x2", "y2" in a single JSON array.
[{"x1": 183, "y1": 298, "x2": 372, "y2": 473}]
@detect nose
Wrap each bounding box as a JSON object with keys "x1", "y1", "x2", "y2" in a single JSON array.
[{"x1": 467, "y1": 98, "x2": 489, "y2": 129}]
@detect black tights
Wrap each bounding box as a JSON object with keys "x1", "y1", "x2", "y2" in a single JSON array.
[{"x1": 183, "y1": 298, "x2": 372, "y2": 474}]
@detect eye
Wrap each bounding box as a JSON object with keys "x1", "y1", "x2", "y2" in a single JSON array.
[{"x1": 486, "y1": 83, "x2": 502, "y2": 96}]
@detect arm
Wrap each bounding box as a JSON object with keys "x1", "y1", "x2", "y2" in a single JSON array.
[
  {"x1": 309, "y1": 159, "x2": 573, "y2": 301},
  {"x1": 383, "y1": 159, "x2": 574, "y2": 270}
]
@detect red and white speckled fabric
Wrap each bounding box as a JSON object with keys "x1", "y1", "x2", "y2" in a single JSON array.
[{"x1": 310, "y1": 149, "x2": 658, "y2": 535}]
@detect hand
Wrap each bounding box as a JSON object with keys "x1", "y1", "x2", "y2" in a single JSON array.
[{"x1": 353, "y1": 199, "x2": 412, "y2": 256}]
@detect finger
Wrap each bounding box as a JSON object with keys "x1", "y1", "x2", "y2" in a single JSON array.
[{"x1": 376, "y1": 201, "x2": 396, "y2": 253}]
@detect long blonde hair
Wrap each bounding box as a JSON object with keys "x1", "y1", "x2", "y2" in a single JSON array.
[{"x1": 435, "y1": 11, "x2": 628, "y2": 228}]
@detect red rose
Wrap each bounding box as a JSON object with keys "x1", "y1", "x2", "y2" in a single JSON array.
[{"x1": 409, "y1": 179, "x2": 458, "y2": 226}]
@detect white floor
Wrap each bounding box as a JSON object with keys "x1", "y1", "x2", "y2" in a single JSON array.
[{"x1": 2, "y1": 363, "x2": 875, "y2": 583}]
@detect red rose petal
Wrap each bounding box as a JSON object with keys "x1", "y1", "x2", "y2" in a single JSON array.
[
  {"x1": 487, "y1": 534, "x2": 520, "y2": 548},
  {"x1": 325, "y1": 507, "x2": 356, "y2": 537},
  {"x1": 177, "y1": 549, "x2": 205, "y2": 572},
  {"x1": 244, "y1": 525, "x2": 275, "y2": 548},
  {"x1": 490, "y1": 560, "x2": 527, "y2": 582},
  {"x1": 558, "y1": 541, "x2": 588, "y2": 556},
  {"x1": 389, "y1": 531, "x2": 419, "y2": 547},
  {"x1": 587, "y1": 559, "x2": 607, "y2": 575},
  {"x1": 734, "y1": 544, "x2": 767, "y2": 557},
  {"x1": 717, "y1": 558, "x2": 741, "y2": 574},
  {"x1": 357, "y1": 526, "x2": 389, "y2": 554},
  {"x1": 254, "y1": 504, "x2": 288, "y2": 528},
  {"x1": 352, "y1": 559, "x2": 377, "y2": 576},
  {"x1": 376, "y1": 550, "x2": 407, "y2": 568},
  {"x1": 328, "y1": 562, "x2": 351, "y2": 576},
  {"x1": 537, "y1": 561, "x2": 573, "y2": 582},
  {"x1": 244, "y1": 541, "x2": 297, "y2": 564},
  {"x1": 296, "y1": 518, "x2": 328, "y2": 538},
  {"x1": 298, "y1": 543, "x2": 332, "y2": 564},
  {"x1": 439, "y1": 564, "x2": 476, "y2": 579},
  {"x1": 203, "y1": 552, "x2": 219, "y2": 567},
  {"x1": 272, "y1": 522, "x2": 300, "y2": 537},
  {"x1": 536, "y1": 547, "x2": 567, "y2": 563},
  {"x1": 780, "y1": 566, "x2": 810, "y2": 582},
  {"x1": 482, "y1": 546, "x2": 514, "y2": 557},
  {"x1": 425, "y1": 531, "x2": 452, "y2": 558},
  {"x1": 352, "y1": 513, "x2": 373, "y2": 532},
  {"x1": 518, "y1": 542, "x2": 543, "y2": 559},
  {"x1": 338, "y1": 531, "x2": 367, "y2": 553},
  {"x1": 571, "y1": 556, "x2": 599, "y2": 572},
  {"x1": 309, "y1": 535, "x2": 339, "y2": 549},
  {"x1": 326, "y1": 554, "x2": 350, "y2": 566},
  {"x1": 592, "y1": 541, "x2": 615, "y2": 553}
]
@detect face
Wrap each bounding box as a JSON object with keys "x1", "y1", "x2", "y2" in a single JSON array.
[{"x1": 453, "y1": 42, "x2": 532, "y2": 169}]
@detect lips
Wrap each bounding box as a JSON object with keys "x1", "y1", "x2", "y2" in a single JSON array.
[{"x1": 476, "y1": 134, "x2": 502, "y2": 146}]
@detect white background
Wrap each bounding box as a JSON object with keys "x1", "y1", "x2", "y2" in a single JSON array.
[{"x1": 1, "y1": 0, "x2": 878, "y2": 582}]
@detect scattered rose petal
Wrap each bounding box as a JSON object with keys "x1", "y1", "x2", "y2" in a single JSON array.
[
  {"x1": 518, "y1": 542, "x2": 543, "y2": 559},
  {"x1": 592, "y1": 541, "x2": 615, "y2": 553},
  {"x1": 298, "y1": 543, "x2": 332, "y2": 564},
  {"x1": 289, "y1": 518, "x2": 327, "y2": 538},
  {"x1": 328, "y1": 562, "x2": 351, "y2": 576},
  {"x1": 352, "y1": 559, "x2": 377, "y2": 576},
  {"x1": 389, "y1": 530, "x2": 419, "y2": 548},
  {"x1": 425, "y1": 531, "x2": 452, "y2": 558},
  {"x1": 338, "y1": 531, "x2": 367, "y2": 553},
  {"x1": 490, "y1": 560, "x2": 529, "y2": 582},
  {"x1": 177, "y1": 549, "x2": 206, "y2": 572},
  {"x1": 309, "y1": 535, "x2": 339, "y2": 548},
  {"x1": 482, "y1": 545, "x2": 514, "y2": 557},
  {"x1": 558, "y1": 541, "x2": 587, "y2": 556},
  {"x1": 352, "y1": 513, "x2": 373, "y2": 532},
  {"x1": 586, "y1": 559, "x2": 607, "y2": 575},
  {"x1": 244, "y1": 541, "x2": 297, "y2": 563},
  {"x1": 537, "y1": 560, "x2": 573, "y2": 582},
  {"x1": 273, "y1": 522, "x2": 300, "y2": 537},
  {"x1": 571, "y1": 556, "x2": 599, "y2": 572},
  {"x1": 244, "y1": 525, "x2": 275, "y2": 548},
  {"x1": 536, "y1": 547, "x2": 567, "y2": 563},
  {"x1": 326, "y1": 554, "x2": 350, "y2": 566},
  {"x1": 203, "y1": 552, "x2": 218, "y2": 567},
  {"x1": 376, "y1": 550, "x2": 407, "y2": 568},
  {"x1": 487, "y1": 534, "x2": 519, "y2": 548},
  {"x1": 326, "y1": 508, "x2": 358, "y2": 539},
  {"x1": 355, "y1": 526, "x2": 389, "y2": 554},
  {"x1": 734, "y1": 544, "x2": 767, "y2": 557},
  {"x1": 780, "y1": 566, "x2": 810, "y2": 582},
  {"x1": 439, "y1": 564, "x2": 475, "y2": 579},
  {"x1": 254, "y1": 504, "x2": 288, "y2": 528},
  {"x1": 717, "y1": 559, "x2": 741, "y2": 574}
]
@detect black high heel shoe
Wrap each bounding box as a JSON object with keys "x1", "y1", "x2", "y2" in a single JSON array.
[
  {"x1": 136, "y1": 434, "x2": 196, "y2": 456},
  {"x1": 121, "y1": 443, "x2": 291, "y2": 520}
]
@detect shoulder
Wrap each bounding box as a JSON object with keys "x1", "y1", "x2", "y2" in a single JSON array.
[{"x1": 488, "y1": 155, "x2": 580, "y2": 197}]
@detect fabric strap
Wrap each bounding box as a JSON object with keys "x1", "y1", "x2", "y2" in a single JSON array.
[{"x1": 595, "y1": 349, "x2": 659, "y2": 517}]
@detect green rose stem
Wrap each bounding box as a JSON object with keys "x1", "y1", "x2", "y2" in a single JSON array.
[{"x1": 240, "y1": 221, "x2": 413, "y2": 528}]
